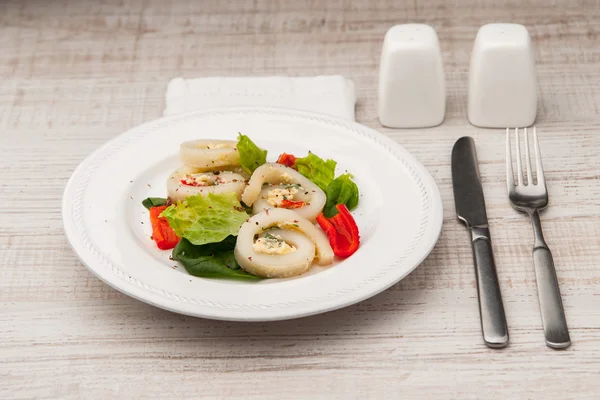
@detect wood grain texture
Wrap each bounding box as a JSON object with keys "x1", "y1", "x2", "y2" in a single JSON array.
[{"x1": 1, "y1": 0, "x2": 600, "y2": 398}]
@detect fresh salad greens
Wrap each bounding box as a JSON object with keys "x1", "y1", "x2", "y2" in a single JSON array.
[
  {"x1": 161, "y1": 192, "x2": 248, "y2": 246},
  {"x1": 144, "y1": 134, "x2": 362, "y2": 280},
  {"x1": 294, "y1": 152, "x2": 358, "y2": 214},
  {"x1": 323, "y1": 173, "x2": 359, "y2": 218},
  {"x1": 237, "y1": 133, "x2": 267, "y2": 174},
  {"x1": 173, "y1": 236, "x2": 261, "y2": 280},
  {"x1": 142, "y1": 197, "x2": 167, "y2": 209},
  {"x1": 295, "y1": 152, "x2": 337, "y2": 191}
]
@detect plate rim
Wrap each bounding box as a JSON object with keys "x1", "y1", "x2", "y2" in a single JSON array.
[{"x1": 62, "y1": 106, "x2": 443, "y2": 321}]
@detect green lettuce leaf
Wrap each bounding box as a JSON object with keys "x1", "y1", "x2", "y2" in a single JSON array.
[
  {"x1": 141, "y1": 197, "x2": 167, "y2": 209},
  {"x1": 161, "y1": 193, "x2": 248, "y2": 246},
  {"x1": 295, "y1": 152, "x2": 337, "y2": 191},
  {"x1": 173, "y1": 237, "x2": 261, "y2": 280},
  {"x1": 237, "y1": 133, "x2": 267, "y2": 174},
  {"x1": 323, "y1": 173, "x2": 360, "y2": 217}
]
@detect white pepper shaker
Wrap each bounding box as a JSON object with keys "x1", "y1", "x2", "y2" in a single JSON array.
[
  {"x1": 468, "y1": 23, "x2": 537, "y2": 128},
  {"x1": 378, "y1": 24, "x2": 445, "y2": 128}
]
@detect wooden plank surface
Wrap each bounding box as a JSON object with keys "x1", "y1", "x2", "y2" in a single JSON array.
[{"x1": 1, "y1": 0, "x2": 599, "y2": 398}]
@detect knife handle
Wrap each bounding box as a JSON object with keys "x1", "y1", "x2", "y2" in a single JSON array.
[{"x1": 470, "y1": 226, "x2": 509, "y2": 348}]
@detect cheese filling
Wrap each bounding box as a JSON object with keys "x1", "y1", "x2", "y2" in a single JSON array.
[
  {"x1": 252, "y1": 233, "x2": 296, "y2": 255},
  {"x1": 266, "y1": 185, "x2": 302, "y2": 207},
  {"x1": 180, "y1": 173, "x2": 227, "y2": 187}
]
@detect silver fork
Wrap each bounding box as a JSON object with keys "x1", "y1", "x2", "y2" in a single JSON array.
[{"x1": 506, "y1": 127, "x2": 570, "y2": 349}]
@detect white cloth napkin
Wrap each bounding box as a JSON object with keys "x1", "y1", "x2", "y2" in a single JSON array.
[{"x1": 164, "y1": 76, "x2": 356, "y2": 120}]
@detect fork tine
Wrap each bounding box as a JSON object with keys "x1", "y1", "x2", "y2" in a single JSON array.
[
  {"x1": 533, "y1": 127, "x2": 545, "y2": 187},
  {"x1": 506, "y1": 128, "x2": 515, "y2": 189},
  {"x1": 524, "y1": 127, "x2": 534, "y2": 185},
  {"x1": 515, "y1": 128, "x2": 524, "y2": 185}
]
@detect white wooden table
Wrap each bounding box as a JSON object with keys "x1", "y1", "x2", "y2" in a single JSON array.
[{"x1": 1, "y1": 1, "x2": 599, "y2": 398}]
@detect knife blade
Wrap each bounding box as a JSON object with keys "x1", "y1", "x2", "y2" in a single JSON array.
[{"x1": 451, "y1": 136, "x2": 509, "y2": 348}]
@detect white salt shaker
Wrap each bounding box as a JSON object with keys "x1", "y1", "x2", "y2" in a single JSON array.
[
  {"x1": 468, "y1": 23, "x2": 537, "y2": 128},
  {"x1": 378, "y1": 24, "x2": 445, "y2": 128}
]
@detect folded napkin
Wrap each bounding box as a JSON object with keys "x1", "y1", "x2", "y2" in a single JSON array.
[{"x1": 164, "y1": 76, "x2": 356, "y2": 120}]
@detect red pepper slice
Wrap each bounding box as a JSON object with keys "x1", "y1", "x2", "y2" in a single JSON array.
[
  {"x1": 280, "y1": 199, "x2": 306, "y2": 209},
  {"x1": 149, "y1": 205, "x2": 180, "y2": 250},
  {"x1": 276, "y1": 153, "x2": 297, "y2": 168},
  {"x1": 316, "y1": 204, "x2": 360, "y2": 258}
]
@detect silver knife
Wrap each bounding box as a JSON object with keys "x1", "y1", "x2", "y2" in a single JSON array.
[{"x1": 451, "y1": 136, "x2": 509, "y2": 348}]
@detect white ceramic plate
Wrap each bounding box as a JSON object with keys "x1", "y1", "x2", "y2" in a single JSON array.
[{"x1": 63, "y1": 107, "x2": 443, "y2": 321}]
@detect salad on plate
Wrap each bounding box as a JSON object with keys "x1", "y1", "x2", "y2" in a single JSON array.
[{"x1": 142, "y1": 134, "x2": 360, "y2": 280}]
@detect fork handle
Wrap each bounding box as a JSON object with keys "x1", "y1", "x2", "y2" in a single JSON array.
[
  {"x1": 470, "y1": 226, "x2": 509, "y2": 348},
  {"x1": 530, "y1": 210, "x2": 571, "y2": 349}
]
